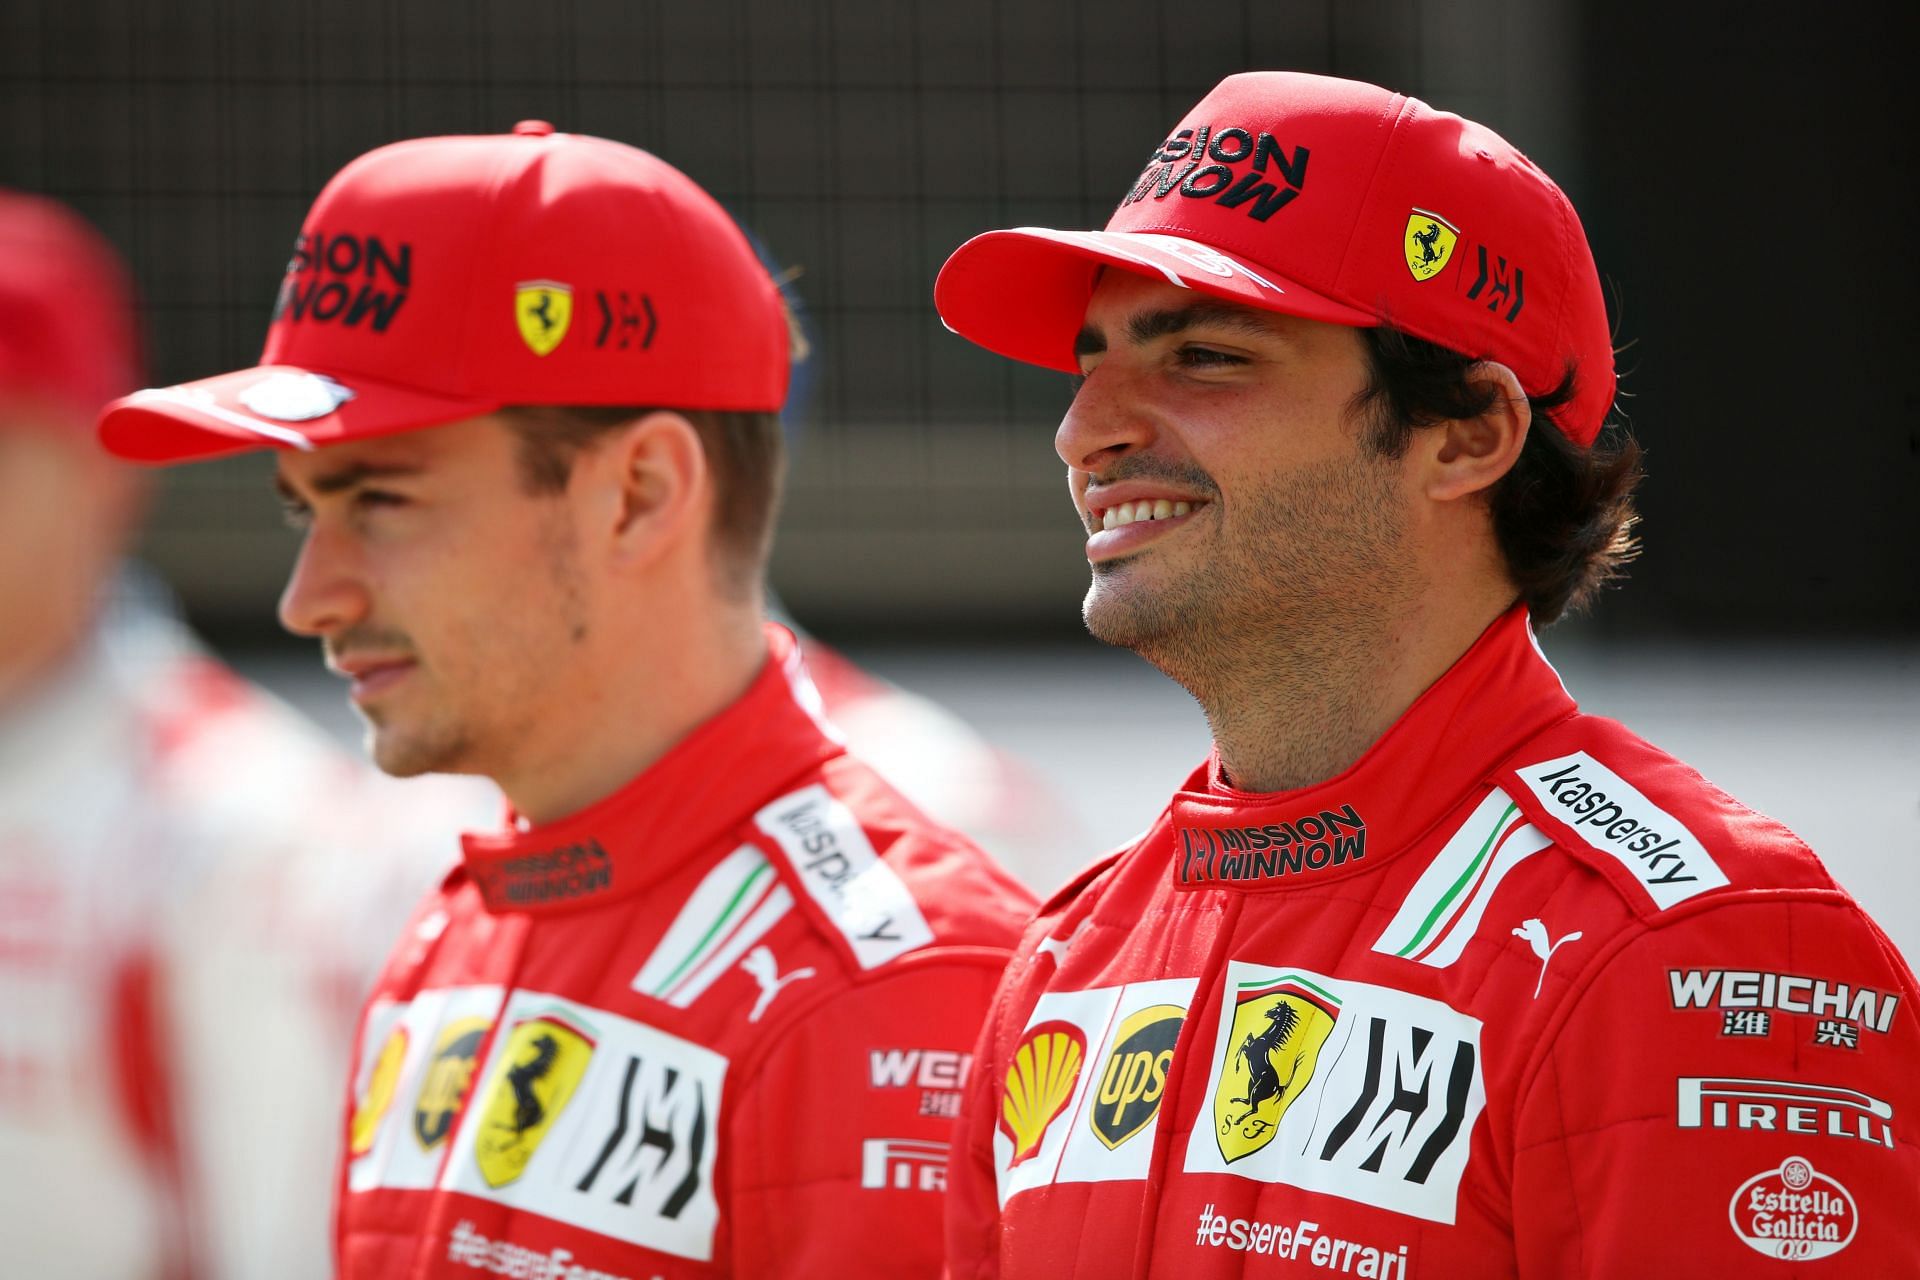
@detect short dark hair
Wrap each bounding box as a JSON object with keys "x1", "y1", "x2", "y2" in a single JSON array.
[
  {"x1": 497, "y1": 405, "x2": 784, "y2": 595},
  {"x1": 1351, "y1": 326, "x2": 1643, "y2": 625}
]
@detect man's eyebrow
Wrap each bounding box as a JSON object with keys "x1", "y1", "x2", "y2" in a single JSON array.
[
  {"x1": 275, "y1": 458, "x2": 424, "y2": 500},
  {"x1": 1075, "y1": 301, "x2": 1285, "y2": 359},
  {"x1": 1124, "y1": 302, "x2": 1284, "y2": 346}
]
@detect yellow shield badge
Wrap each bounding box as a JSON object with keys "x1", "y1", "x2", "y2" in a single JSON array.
[
  {"x1": 1403, "y1": 210, "x2": 1460, "y2": 282},
  {"x1": 998, "y1": 1020, "x2": 1086, "y2": 1167},
  {"x1": 1213, "y1": 974, "x2": 1341, "y2": 1163},
  {"x1": 415, "y1": 1016, "x2": 491, "y2": 1150},
  {"x1": 514, "y1": 280, "x2": 573, "y2": 356},
  {"x1": 474, "y1": 1012, "x2": 595, "y2": 1189},
  {"x1": 1089, "y1": 1004, "x2": 1184, "y2": 1150},
  {"x1": 349, "y1": 1027, "x2": 408, "y2": 1157}
]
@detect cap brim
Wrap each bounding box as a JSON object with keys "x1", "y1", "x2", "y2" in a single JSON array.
[
  {"x1": 98, "y1": 365, "x2": 499, "y2": 464},
  {"x1": 934, "y1": 228, "x2": 1379, "y2": 373}
]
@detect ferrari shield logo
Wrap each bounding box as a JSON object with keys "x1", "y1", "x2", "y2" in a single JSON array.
[
  {"x1": 515, "y1": 279, "x2": 573, "y2": 356},
  {"x1": 415, "y1": 1017, "x2": 491, "y2": 1150},
  {"x1": 349, "y1": 1027, "x2": 408, "y2": 1157},
  {"x1": 1089, "y1": 1004, "x2": 1184, "y2": 1150},
  {"x1": 473, "y1": 1012, "x2": 595, "y2": 1189},
  {"x1": 1213, "y1": 973, "x2": 1340, "y2": 1163},
  {"x1": 1403, "y1": 210, "x2": 1460, "y2": 282}
]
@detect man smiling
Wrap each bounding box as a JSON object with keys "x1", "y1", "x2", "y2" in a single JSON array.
[
  {"x1": 934, "y1": 72, "x2": 1918, "y2": 1276},
  {"x1": 98, "y1": 122, "x2": 1033, "y2": 1278}
]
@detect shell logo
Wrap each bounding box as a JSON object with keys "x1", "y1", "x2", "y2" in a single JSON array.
[{"x1": 998, "y1": 1020, "x2": 1088, "y2": 1167}]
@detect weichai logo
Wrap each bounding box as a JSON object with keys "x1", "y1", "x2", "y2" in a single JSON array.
[
  {"x1": 272, "y1": 229, "x2": 412, "y2": 332},
  {"x1": 1178, "y1": 805, "x2": 1366, "y2": 887},
  {"x1": 1118, "y1": 124, "x2": 1309, "y2": 222}
]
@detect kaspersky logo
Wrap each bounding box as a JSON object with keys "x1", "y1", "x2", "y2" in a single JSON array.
[{"x1": 998, "y1": 1021, "x2": 1086, "y2": 1167}]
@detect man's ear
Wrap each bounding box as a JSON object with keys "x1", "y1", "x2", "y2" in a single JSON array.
[
  {"x1": 585, "y1": 410, "x2": 709, "y2": 568},
  {"x1": 1418, "y1": 360, "x2": 1530, "y2": 503}
]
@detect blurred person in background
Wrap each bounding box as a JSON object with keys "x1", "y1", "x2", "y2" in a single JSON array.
[
  {"x1": 97, "y1": 122, "x2": 1035, "y2": 1278},
  {"x1": 932, "y1": 72, "x2": 1919, "y2": 1276},
  {"x1": 0, "y1": 192, "x2": 474, "y2": 1276}
]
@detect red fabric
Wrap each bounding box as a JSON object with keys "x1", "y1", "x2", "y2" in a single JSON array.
[
  {"x1": 336, "y1": 626, "x2": 1034, "y2": 1278},
  {"x1": 946, "y1": 608, "x2": 1920, "y2": 1277}
]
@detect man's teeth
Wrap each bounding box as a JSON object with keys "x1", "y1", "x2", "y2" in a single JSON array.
[{"x1": 1099, "y1": 499, "x2": 1193, "y2": 531}]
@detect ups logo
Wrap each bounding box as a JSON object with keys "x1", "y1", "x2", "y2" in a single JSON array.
[
  {"x1": 1089, "y1": 1004, "x2": 1185, "y2": 1150},
  {"x1": 416, "y1": 1017, "x2": 491, "y2": 1150}
]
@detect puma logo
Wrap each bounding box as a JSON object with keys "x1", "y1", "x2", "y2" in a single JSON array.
[
  {"x1": 1512, "y1": 917, "x2": 1583, "y2": 998},
  {"x1": 741, "y1": 944, "x2": 816, "y2": 1022}
]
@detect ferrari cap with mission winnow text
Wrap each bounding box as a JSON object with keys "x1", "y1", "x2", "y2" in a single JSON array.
[
  {"x1": 100, "y1": 121, "x2": 789, "y2": 464},
  {"x1": 935, "y1": 72, "x2": 1616, "y2": 444}
]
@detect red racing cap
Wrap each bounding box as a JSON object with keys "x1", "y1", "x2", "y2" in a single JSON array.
[
  {"x1": 99, "y1": 121, "x2": 790, "y2": 464},
  {"x1": 0, "y1": 189, "x2": 142, "y2": 425},
  {"x1": 935, "y1": 72, "x2": 1616, "y2": 445}
]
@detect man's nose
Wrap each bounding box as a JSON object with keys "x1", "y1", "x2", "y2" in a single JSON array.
[
  {"x1": 277, "y1": 527, "x2": 369, "y2": 639},
  {"x1": 1054, "y1": 363, "x2": 1155, "y2": 473}
]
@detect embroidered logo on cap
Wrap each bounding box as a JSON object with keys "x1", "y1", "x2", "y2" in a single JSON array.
[
  {"x1": 1404, "y1": 209, "x2": 1460, "y2": 281},
  {"x1": 515, "y1": 280, "x2": 574, "y2": 356}
]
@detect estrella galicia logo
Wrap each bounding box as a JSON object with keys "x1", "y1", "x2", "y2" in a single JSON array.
[
  {"x1": 1089, "y1": 1004, "x2": 1184, "y2": 1150},
  {"x1": 1118, "y1": 124, "x2": 1310, "y2": 222},
  {"x1": 415, "y1": 1016, "x2": 491, "y2": 1150},
  {"x1": 272, "y1": 230, "x2": 411, "y2": 332}
]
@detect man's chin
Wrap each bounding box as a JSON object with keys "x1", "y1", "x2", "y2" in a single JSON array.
[{"x1": 366, "y1": 727, "x2": 469, "y2": 779}]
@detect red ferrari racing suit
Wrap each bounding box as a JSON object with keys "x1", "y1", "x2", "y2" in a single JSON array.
[
  {"x1": 946, "y1": 607, "x2": 1920, "y2": 1277},
  {"x1": 338, "y1": 625, "x2": 1035, "y2": 1278}
]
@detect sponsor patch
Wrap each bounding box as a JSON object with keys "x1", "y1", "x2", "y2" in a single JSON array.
[
  {"x1": 1193, "y1": 1204, "x2": 1411, "y2": 1275},
  {"x1": 1372, "y1": 789, "x2": 1551, "y2": 968},
  {"x1": 1404, "y1": 209, "x2": 1459, "y2": 281},
  {"x1": 1729, "y1": 1157, "x2": 1857, "y2": 1261},
  {"x1": 514, "y1": 279, "x2": 573, "y2": 356},
  {"x1": 632, "y1": 844, "x2": 793, "y2": 1009},
  {"x1": 1185, "y1": 963, "x2": 1484, "y2": 1225},
  {"x1": 870, "y1": 1047, "x2": 972, "y2": 1119},
  {"x1": 995, "y1": 978, "x2": 1198, "y2": 1207},
  {"x1": 1119, "y1": 124, "x2": 1310, "y2": 223},
  {"x1": 860, "y1": 1138, "x2": 949, "y2": 1192},
  {"x1": 1668, "y1": 969, "x2": 1900, "y2": 1035},
  {"x1": 472, "y1": 839, "x2": 612, "y2": 910},
  {"x1": 273, "y1": 230, "x2": 411, "y2": 332},
  {"x1": 1177, "y1": 805, "x2": 1367, "y2": 888},
  {"x1": 346, "y1": 987, "x2": 505, "y2": 1194},
  {"x1": 349, "y1": 1025, "x2": 408, "y2": 1158},
  {"x1": 1513, "y1": 752, "x2": 1727, "y2": 908},
  {"x1": 755, "y1": 785, "x2": 934, "y2": 969},
  {"x1": 1677, "y1": 1077, "x2": 1895, "y2": 1149},
  {"x1": 384, "y1": 989, "x2": 726, "y2": 1263},
  {"x1": 1212, "y1": 975, "x2": 1340, "y2": 1163},
  {"x1": 472, "y1": 1012, "x2": 596, "y2": 1189},
  {"x1": 1000, "y1": 1021, "x2": 1086, "y2": 1168},
  {"x1": 1090, "y1": 1004, "x2": 1185, "y2": 1150},
  {"x1": 416, "y1": 1017, "x2": 492, "y2": 1150}
]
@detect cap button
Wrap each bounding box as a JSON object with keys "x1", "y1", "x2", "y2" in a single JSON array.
[{"x1": 513, "y1": 120, "x2": 556, "y2": 137}]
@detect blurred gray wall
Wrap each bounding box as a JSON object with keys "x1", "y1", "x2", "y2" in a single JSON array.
[{"x1": 3, "y1": 0, "x2": 1909, "y2": 638}]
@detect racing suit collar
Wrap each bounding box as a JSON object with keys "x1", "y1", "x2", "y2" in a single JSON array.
[
  {"x1": 1169, "y1": 605, "x2": 1577, "y2": 891},
  {"x1": 457, "y1": 623, "x2": 845, "y2": 914}
]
